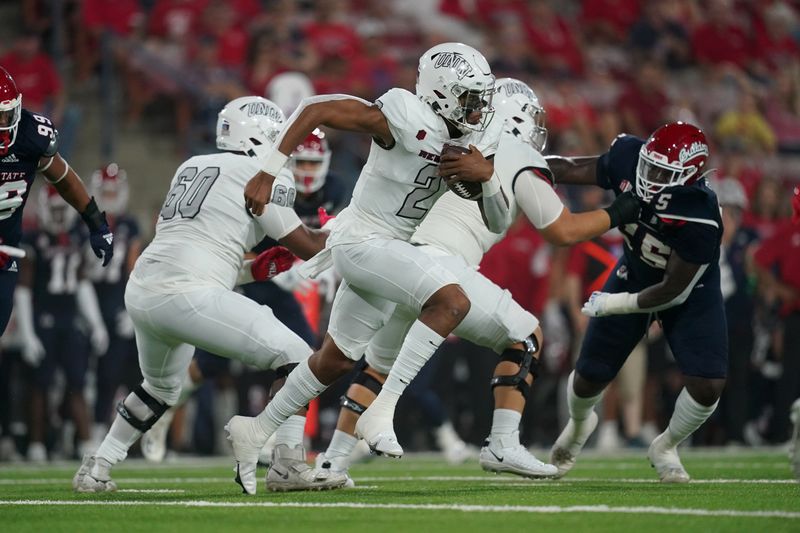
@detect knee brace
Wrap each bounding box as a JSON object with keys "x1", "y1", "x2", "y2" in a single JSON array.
[
  {"x1": 490, "y1": 336, "x2": 540, "y2": 399},
  {"x1": 275, "y1": 363, "x2": 299, "y2": 380},
  {"x1": 116, "y1": 384, "x2": 170, "y2": 433},
  {"x1": 339, "y1": 370, "x2": 384, "y2": 415}
]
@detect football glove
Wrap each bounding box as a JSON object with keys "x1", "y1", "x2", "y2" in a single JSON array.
[
  {"x1": 0, "y1": 188, "x2": 24, "y2": 221},
  {"x1": 581, "y1": 291, "x2": 639, "y2": 317},
  {"x1": 252, "y1": 246, "x2": 296, "y2": 282},
  {"x1": 318, "y1": 207, "x2": 335, "y2": 228},
  {"x1": 81, "y1": 197, "x2": 114, "y2": 266}
]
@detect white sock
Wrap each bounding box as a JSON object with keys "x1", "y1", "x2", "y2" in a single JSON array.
[
  {"x1": 273, "y1": 415, "x2": 306, "y2": 449},
  {"x1": 255, "y1": 359, "x2": 326, "y2": 438},
  {"x1": 567, "y1": 370, "x2": 603, "y2": 422},
  {"x1": 373, "y1": 320, "x2": 444, "y2": 418},
  {"x1": 326, "y1": 429, "x2": 358, "y2": 459},
  {"x1": 490, "y1": 408, "x2": 521, "y2": 440},
  {"x1": 662, "y1": 388, "x2": 718, "y2": 448},
  {"x1": 94, "y1": 390, "x2": 154, "y2": 465}
]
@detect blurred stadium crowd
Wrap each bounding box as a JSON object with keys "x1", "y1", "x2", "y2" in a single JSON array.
[{"x1": 0, "y1": 0, "x2": 799, "y2": 463}]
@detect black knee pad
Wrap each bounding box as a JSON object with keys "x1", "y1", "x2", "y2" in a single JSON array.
[
  {"x1": 116, "y1": 384, "x2": 169, "y2": 433},
  {"x1": 340, "y1": 370, "x2": 384, "y2": 415},
  {"x1": 275, "y1": 363, "x2": 299, "y2": 379},
  {"x1": 490, "y1": 336, "x2": 540, "y2": 399},
  {"x1": 340, "y1": 394, "x2": 368, "y2": 415}
]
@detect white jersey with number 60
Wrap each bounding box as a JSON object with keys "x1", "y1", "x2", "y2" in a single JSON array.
[
  {"x1": 134, "y1": 152, "x2": 300, "y2": 292},
  {"x1": 327, "y1": 88, "x2": 504, "y2": 248},
  {"x1": 412, "y1": 132, "x2": 564, "y2": 266}
]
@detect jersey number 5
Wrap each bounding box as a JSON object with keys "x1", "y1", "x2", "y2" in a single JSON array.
[{"x1": 160, "y1": 167, "x2": 220, "y2": 220}]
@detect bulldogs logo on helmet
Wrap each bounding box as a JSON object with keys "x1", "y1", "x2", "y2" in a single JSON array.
[
  {"x1": 216, "y1": 96, "x2": 285, "y2": 160},
  {"x1": 0, "y1": 67, "x2": 22, "y2": 155},
  {"x1": 493, "y1": 78, "x2": 547, "y2": 152},
  {"x1": 91, "y1": 163, "x2": 129, "y2": 216},
  {"x1": 290, "y1": 129, "x2": 331, "y2": 195},
  {"x1": 636, "y1": 122, "x2": 709, "y2": 203},
  {"x1": 416, "y1": 43, "x2": 495, "y2": 133}
]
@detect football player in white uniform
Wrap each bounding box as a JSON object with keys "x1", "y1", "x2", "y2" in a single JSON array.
[
  {"x1": 72, "y1": 96, "x2": 346, "y2": 494},
  {"x1": 225, "y1": 42, "x2": 510, "y2": 493},
  {"x1": 312, "y1": 78, "x2": 641, "y2": 484}
]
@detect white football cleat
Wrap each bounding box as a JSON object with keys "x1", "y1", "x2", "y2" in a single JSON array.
[
  {"x1": 549, "y1": 410, "x2": 599, "y2": 479},
  {"x1": 73, "y1": 455, "x2": 117, "y2": 493},
  {"x1": 27, "y1": 442, "x2": 47, "y2": 463},
  {"x1": 788, "y1": 398, "x2": 800, "y2": 480},
  {"x1": 480, "y1": 432, "x2": 557, "y2": 479},
  {"x1": 141, "y1": 407, "x2": 176, "y2": 463},
  {"x1": 647, "y1": 432, "x2": 690, "y2": 483},
  {"x1": 225, "y1": 415, "x2": 266, "y2": 495},
  {"x1": 435, "y1": 422, "x2": 476, "y2": 465},
  {"x1": 266, "y1": 444, "x2": 348, "y2": 492},
  {"x1": 315, "y1": 451, "x2": 355, "y2": 488},
  {"x1": 355, "y1": 408, "x2": 403, "y2": 458}
]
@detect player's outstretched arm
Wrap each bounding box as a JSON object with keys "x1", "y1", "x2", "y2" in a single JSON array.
[
  {"x1": 544, "y1": 155, "x2": 601, "y2": 186},
  {"x1": 245, "y1": 96, "x2": 393, "y2": 216},
  {"x1": 40, "y1": 153, "x2": 114, "y2": 266},
  {"x1": 582, "y1": 251, "x2": 706, "y2": 317},
  {"x1": 515, "y1": 170, "x2": 640, "y2": 245}
]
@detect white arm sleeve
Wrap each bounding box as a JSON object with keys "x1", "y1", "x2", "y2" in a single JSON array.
[
  {"x1": 480, "y1": 170, "x2": 513, "y2": 233},
  {"x1": 236, "y1": 259, "x2": 255, "y2": 286},
  {"x1": 76, "y1": 279, "x2": 106, "y2": 332},
  {"x1": 256, "y1": 204, "x2": 302, "y2": 241},
  {"x1": 13, "y1": 286, "x2": 37, "y2": 339},
  {"x1": 513, "y1": 170, "x2": 565, "y2": 229}
]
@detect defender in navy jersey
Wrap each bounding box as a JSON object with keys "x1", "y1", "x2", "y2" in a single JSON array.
[
  {"x1": 85, "y1": 164, "x2": 143, "y2": 433},
  {"x1": 0, "y1": 66, "x2": 115, "y2": 334},
  {"x1": 545, "y1": 122, "x2": 727, "y2": 483},
  {"x1": 16, "y1": 187, "x2": 108, "y2": 461}
]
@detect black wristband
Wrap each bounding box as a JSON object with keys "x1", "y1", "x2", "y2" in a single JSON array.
[
  {"x1": 81, "y1": 197, "x2": 107, "y2": 232},
  {"x1": 603, "y1": 204, "x2": 621, "y2": 228}
]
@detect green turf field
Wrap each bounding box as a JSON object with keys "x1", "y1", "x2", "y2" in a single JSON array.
[{"x1": 1, "y1": 449, "x2": 798, "y2": 533}]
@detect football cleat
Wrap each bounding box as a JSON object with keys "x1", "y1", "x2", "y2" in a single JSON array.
[
  {"x1": 479, "y1": 432, "x2": 557, "y2": 479},
  {"x1": 647, "y1": 432, "x2": 690, "y2": 483},
  {"x1": 314, "y1": 451, "x2": 355, "y2": 488},
  {"x1": 266, "y1": 444, "x2": 348, "y2": 492},
  {"x1": 550, "y1": 410, "x2": 599, "y2": 479},
  {"x1": 788, "y1": 398, "x2": 800, "y2": 480},
  {"x1": 257, "y1": 433, "x2": 277, "y2": 467},
  {"x1": 355, "y1": 408, "x2": 403, "y2": 458},
  {"x1": 225, "y1": 415, "x2": 266, "y2": 495},
  {"x1": 73, "y1": 455, "x2": 117, "y2": 493},
  {"x1": 141, "y1": 407, "x2": 175, "y2": 463},
  {"x1": 27, "y1": 442, "x2": 47, "y2": 464}
]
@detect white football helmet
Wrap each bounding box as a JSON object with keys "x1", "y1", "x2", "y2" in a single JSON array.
[
  {"x1": 416, "y1": 42, "x2": 495, "y2": 133},
  {"x1": 38, "y1": 185, "x2": 76, "y2": 234},
  {"x1": 266, "y1": 72, "x2": 315, "y2": 117},
  {"x1": 493, "y1": 78, "x2": 547, "y2": 152},
  {"x1": 216, "y1": 96, "x2": 285, "y2": 159},
  {"x1": 90, "y1": 162, "x2": 129, "y2": 216}
]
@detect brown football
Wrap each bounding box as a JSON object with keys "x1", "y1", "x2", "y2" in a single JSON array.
[{"x1": 441, "y1": 143, "x2": 483, "y2": 201}]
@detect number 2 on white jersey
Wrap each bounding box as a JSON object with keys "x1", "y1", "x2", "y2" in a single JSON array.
[{"x1": 397, "y1": 164, "x2": 441, "y2": 220}]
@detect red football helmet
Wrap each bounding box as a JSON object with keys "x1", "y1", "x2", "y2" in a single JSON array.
[
  {"x1": 290, "y1": 129, "x2": 331, "y2": 194},
  {"x1": 636, "y1": 122, "x2": 709, "y2": 203},
  {"x1": 91, "y1": 162, "x2": 129, "y2": 216},
  {"x1": 38, "y1": 185, "x2": 75, "y2": 234},
  {"x1": 0, "y1": 67, "x2": 22, "y2": 154}
]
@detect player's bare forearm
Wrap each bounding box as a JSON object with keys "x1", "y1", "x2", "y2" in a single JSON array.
[
  {"x1": 636, "y1": 253, "x2": 702, "y2": 309},
  {"x1": 279, "y1": 225, "x2": 328, "y2": 261},
  {"x1": 545, "y1": 155, "x2": 600, "y2": 185},
  {"x1": 539, "y1": 208, "x2": 610, "y2": 246},
  {"x1": 277, "y1": 98, "x2": 393, "y2": 156},
  {"x1": 43, "y1": 155, "x2": 91, "y2": 212}
]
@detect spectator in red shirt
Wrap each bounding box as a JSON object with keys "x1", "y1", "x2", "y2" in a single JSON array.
[
  {"x1": 198, "y1": 0, "x2": 250, "y2": 70},
  {"x1": 303, "y1": 0, "x2": 362, "y2": 62},
  {"x1": 617, "y1": 61, "x2": 669, "y2": 137},
  {"x1": 524, "y1": 0, "x2": 585, "y2": 77},
  {"x1": 754, "y1": 219, "x2": 800, "y2": 441},
  {"x1": 691, "y1": 0, "x2": 751, "y2": 68},
  {"x1": 148, "y1": 0, "x2": 205, "y2": 40},
  {"x1": 0, "y1": 31, "x2": 78, "y2": 159},
  {"x1": 753, "y1": 2, "x2": 800, "y2": 74},
  {"x1": 581, "y1": 0, "x2": 642, "y2": 43}
]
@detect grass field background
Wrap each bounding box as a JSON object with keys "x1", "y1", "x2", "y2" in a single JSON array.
[{"x1": 1, "y1": 449, "x2": 798, "y2": 532}]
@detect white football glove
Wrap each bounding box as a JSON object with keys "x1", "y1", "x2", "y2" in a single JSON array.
[
  {"x1": 0, "y1": 190, "x2": 24, "y2": 221},
  {"x1": 90, "y1": 326, "x2": 110, "y2": 356},
  {"x1": 271, "y1": 263, "x2": 314, "y2": 294},
  {"x1": 581, "y1": 291, "x2": 639, "y2": 317},
  {"x1": 21, "y1": 333, "x2": 46, "y2": 367}
]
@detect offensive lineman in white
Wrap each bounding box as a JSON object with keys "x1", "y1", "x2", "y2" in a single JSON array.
[
  {"x1": 72, "y1": 96, "x2": 346, "y2": 493},
  {"x1": 311, "y1": 78, "x2": 641, "y2": 484},
  {"x1": 225, "y1": 43, "x2": 509, "y2": 494}
]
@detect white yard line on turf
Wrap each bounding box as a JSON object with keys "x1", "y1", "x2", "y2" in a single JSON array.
[
  {"x1": 0, "y1": 476, "x2": 795, "y2": 485},
  {"x1": 117, "y1": 489, "x2": 186, "y2": 494},
  {"x1": 0, "y1": 500, "x2": 798, "y2": 519}
]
